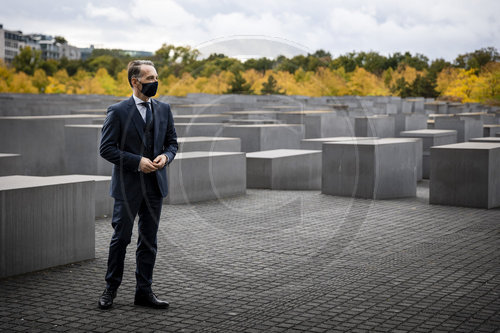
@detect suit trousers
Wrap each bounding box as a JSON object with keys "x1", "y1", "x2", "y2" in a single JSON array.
[{"x1": 105, "y1": 172, "x2": 163, "y2": 294}]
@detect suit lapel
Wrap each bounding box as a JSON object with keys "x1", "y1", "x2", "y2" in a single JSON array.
[{"x1": 128, "y1": 96, "x2": 147, "y2": 147}]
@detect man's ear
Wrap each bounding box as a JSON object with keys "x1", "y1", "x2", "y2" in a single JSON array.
[{"x1": 131, "y1": 77, "x2": 139, "y2": 88}]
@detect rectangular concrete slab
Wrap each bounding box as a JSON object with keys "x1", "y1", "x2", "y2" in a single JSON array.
[
  {"x1": 173, "y1": 114, "x2": 231, "y2": 123},
  {"x1": 300, "y1": 137, "x2": 377, "y2": 150},
  {"x1": 400, "y1": 129, "x2": 458, "y2": 179},
  {"x1": 354, "y1": 116, "x2": 396, "y2": 138},
  {"x1": 222, "y1": 124, "x2": 305, "y2": 152},
  {"x1": 165, "y1": 151, "x2": 246, "y2": 204},
  {"x1": 0, "y1": 115, "x2": 105, "y2": 176},
  {"x1": 0, "y1": 153, "x2": 21, "y2": 176},
  {"x1": 322, "y1": 139, "x2": 417, "y2": 199},
  {"x1": 430, "y1": 142, "x2": 500, "y2": 209},
  {"x1": 469, "y1": 137, "x2": 500, "y2": 143},
  {"x1": 174, "y1": 123, "x2": 224, "y2": 137},
  {"x1": 177, "y1": 136, "x2": 241, "y2": 153},
  {"x1": 434, "y1": 117, "x2": 483, "y2": 142},
  {"x1": 483, "y1": 124, "x2": 500, "y2": 137},
  {"x1": 246, "y1": 149, "x2": 322, "y2": 190},
  {"x1": 43, "y1": 175, "x2": 113, "y2": 218},
  {"x1": 0, "y1": 175, "x2": 95, "y2": 278},
  {"x1": 65, "y1": 125, "x2": 113, "y2": 176}
]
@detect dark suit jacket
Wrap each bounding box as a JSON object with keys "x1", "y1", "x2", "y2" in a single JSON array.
[{"x1": 100, "y1": 96, "x2": 178, "y2": 200}]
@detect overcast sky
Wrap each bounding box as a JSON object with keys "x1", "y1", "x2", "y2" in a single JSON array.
[{"x1": 0, "y1": 0, "x2": 499, "y2": 61}]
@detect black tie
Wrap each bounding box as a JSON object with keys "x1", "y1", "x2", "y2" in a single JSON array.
[{"x1": 141, "y1": 102, "x2": 153, "y2": 126}]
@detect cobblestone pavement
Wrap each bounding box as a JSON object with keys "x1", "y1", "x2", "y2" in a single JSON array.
[{"x1": 1, "y1": 181, "x2": 499, "y2": 332}]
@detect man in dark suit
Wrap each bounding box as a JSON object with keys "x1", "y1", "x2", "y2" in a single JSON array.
[{"x1": 98, "y1": 60, "x2": 178, "y2": 310}]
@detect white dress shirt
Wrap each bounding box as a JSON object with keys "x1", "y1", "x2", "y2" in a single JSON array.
[{"x1": 132, "y1": 94, "x2": 150, "y2": 123}]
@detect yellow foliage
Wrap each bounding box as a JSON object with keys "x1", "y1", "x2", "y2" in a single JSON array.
[
  {"x1": 115, "y1": 69, "x2": 131, "y2": 96},
  {"x1": 347, "y1": 67, "x2": 390, "y2": 96},
  {"x1": 437, "y1": 68, "x2": 480, "y2": 103},
  {"x1": 436, "y1": 67, "x2": 460, "y2": 94},
  {"x1": 32, "y1": 69, "x2": 49, "y2": 93},
  {"x1": 1, "y1": 59, "x2": 498, "y2": 105},
  {"x1": 165, "y1": 72, "x2": 197, "y2": 96},
  {"x1": 477, "y1": 62, "x2": 500, "y2": 104},
  {"x1": 93, "y1": 68, "x2": 117, "y2": 95},
  {"x1": 388, "y1": 64, "x2": 423, "y2": 87},
  {"x1": 9, "y1": 72, "x2": 38, "y2": 93}
]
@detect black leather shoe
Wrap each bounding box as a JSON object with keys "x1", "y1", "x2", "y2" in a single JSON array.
[
  {"x1": 98, "y1": 288, "x2": 117, "y2": 309},
  {"x1": 134, "y1": 292, "x2": 169, "y2": 309}
]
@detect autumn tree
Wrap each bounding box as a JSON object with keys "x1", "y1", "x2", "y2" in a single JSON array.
[
  {"x1": 260, "y1": 74, "x2": 284, "y2": 95},
  {"x1": 225, "y1": 71, "x2": 254, "y2": 94},
  {"x1": 13, "y1": 46, "x2": 42, "y2": 75},
  {"x1": 454, "y1": 47, "x2": 499, "y2": 71}
]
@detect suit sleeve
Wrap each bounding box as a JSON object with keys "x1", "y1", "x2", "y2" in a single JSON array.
[
  {"x1": 100, "y1": 106, "x2": 142, "y2": 171},
  {"x1": 162, "y1": 104, "x2": 178, "y2": 165}
]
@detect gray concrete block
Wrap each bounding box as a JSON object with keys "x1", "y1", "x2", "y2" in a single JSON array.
[
  {"x1": 222, "y1": 124, "x2": 305, "y2": 152},
  {"x1": 406, "y1": 99, "x2": 425, "y2": 113},
  {"x1": 322, "y1": 139, "x2": 417, "y2": 199},
  {"x1": 425, "y1": 102, "x2": 448, "y2": 114},
  {"x1": 0, "y1": 153, "x2": 21, "y2": 176},
  {"x1": 224, "y1": 111, "x2": 279, "y2": 120},
  {"x1": 277, "y1": 110, "x2": 352, "y2": 138},
  {"x1": 355, "y1": 116, "x2": 396, "y2": 138},
  {"x1": 430, "y1": 142, "x2": 500, "y2": 209},
  {"x1": 458, "y1": 112, "x2": 496, "y2": 124},
  {"x1": 0, "y1": 176, "x2": 95, "y2": 278},
  {"x1": 469, "y1": 137, "x2": 500, "y2": 143},
  {"x1": 165, "y1": 151, "x2": 246, "y2": 204},
  {"x1": 483, "y1": 124, "x2": 500, "y2": 137},
  {"x1": 434, "y1": 117, "x2": 483, "y2": 142},
  {"x1": 171, "y1": 104, "x2": 231, "y2": 115},
  {"x1": 225, "y1": 119, "x2": 281, "y2": 125},
  {"x1": 178, "y1": 136, "x2": 241, "y2": 153},
  {"x1": 400, "y1": 129, "x2": 458, "y2": 179},
  {"x1": 400, "y1": 129, "x2": 458, "y2": 151},
  {"x1": 173, "y1": 114, "x2": 231, "y2": 123},
  {"x1": 447, "y1": 103, "x2": 466, "y2": 113},
  {"x1": 246, "y1": 149, "x2": 322, "y2": 190},
  {"x1": 378, "y1": 138, "x2": 423, "y2": 181},
  {"x1": 174, "y1": 123, "x2": 224, "y2": 137},
  {"x1": 0, "y1": 93, "x2": 119, "y2": 116},
  {"x1": 43, "y1": 175, "x2": 113, "y2": 218},
  {"x1": 64, "y1": 125, "x2": 113, "y2": 176},
  {"x1": 300, "y1": 137, "x2": 377, "y2": 150},
  {"x1": 0, "y1": 115, "x2": 105, "y2": 176},
  {"x1": 393, "y1": 113, "x2": 428, "y2": 136}
]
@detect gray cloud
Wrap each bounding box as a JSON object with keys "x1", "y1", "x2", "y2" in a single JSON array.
[{"x1": 0, "y1": 0, "x2": 498, "y2": 60}]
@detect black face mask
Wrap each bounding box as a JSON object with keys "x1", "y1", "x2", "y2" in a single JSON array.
[{"x1": 139, "y1": 81, "x2": 158, "y2": 97}]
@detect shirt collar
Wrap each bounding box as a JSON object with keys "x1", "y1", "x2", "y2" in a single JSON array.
[{"x1": 132, "y1": 94, "x2": 150, "y2": 105}]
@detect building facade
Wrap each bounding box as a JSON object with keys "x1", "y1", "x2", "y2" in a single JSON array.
[{"x1": 0, "y1": 24, "x2": 80, "y2": 64}]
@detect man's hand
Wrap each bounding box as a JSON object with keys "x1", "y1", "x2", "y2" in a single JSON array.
[
  {"x1": 139, "y1": 157, "x2": 158, "y2": 173},
  {"x1": 153, "y1": 154, "x2": 168, "y2": 169}
]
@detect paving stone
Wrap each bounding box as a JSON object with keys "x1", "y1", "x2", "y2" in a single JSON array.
[{"x1": 0, "y1": 182, "x2": 498, "y2": 332}]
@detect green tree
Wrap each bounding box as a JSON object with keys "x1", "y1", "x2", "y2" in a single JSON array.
[
  {"x1": 244, "y1": 57, "x2": 275, "y2": 72},
  {"x1": 40, "y1": 59, "x2": 58, "y2": 76},
  {"x1": 454, "y1": 47, "x2": 500, "y2": 71},
  {"x1": 54, "y1": 36, "x2": 67, "y2": 44},
  {"x1": 410, "y1": 74, "x2": 438, "y2": 98},
  {"x1": 260, "y1": 74, "x2": 284, "y2": 95},
  {"x1": 225, "y1": 71, "x2": 254, "y2": 94},
  {"x1": 12, "y1": 46, "x2": 42, "y2": 75}
]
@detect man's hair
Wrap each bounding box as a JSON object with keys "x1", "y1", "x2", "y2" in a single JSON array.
[{"x1": 127, "y1": 60, "x2": 155, "y2": 87}]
